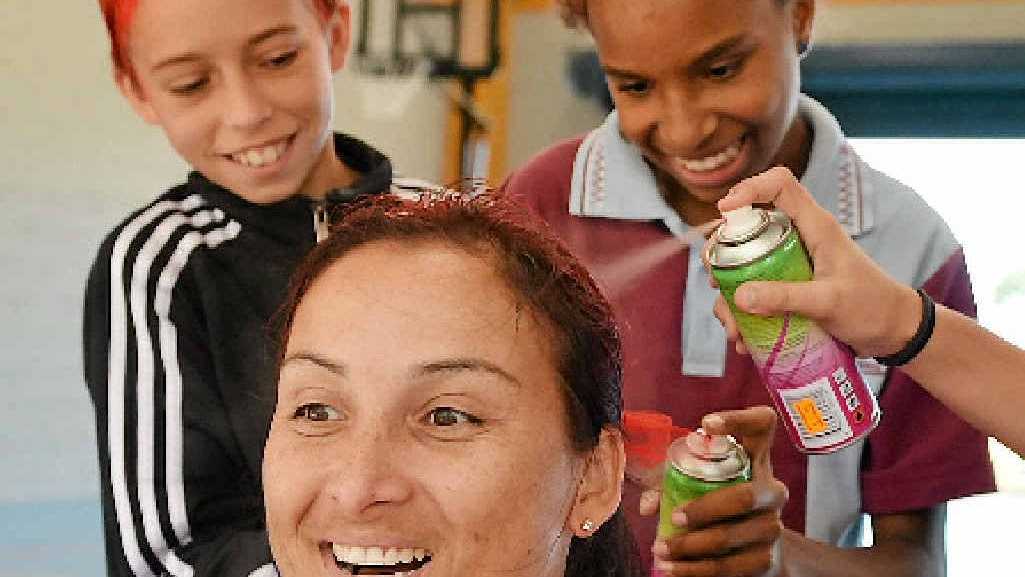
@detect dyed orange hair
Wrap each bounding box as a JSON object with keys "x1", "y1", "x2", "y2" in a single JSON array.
[{"x1": 98, "y1": 0, "x2": 339, "y2": 76}]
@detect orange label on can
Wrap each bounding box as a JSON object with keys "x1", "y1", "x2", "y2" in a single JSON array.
[{"x1": 795, "y1": 398, "x2": 828, "y2": 434}]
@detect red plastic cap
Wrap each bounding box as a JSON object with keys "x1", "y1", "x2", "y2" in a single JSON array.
[{"x1": 623, "y1": 410, "x2": 691, "y2": 469}]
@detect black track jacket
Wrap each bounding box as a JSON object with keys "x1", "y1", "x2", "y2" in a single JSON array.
[{"x1": 83, "y1": 134, "x2": 392, "y2": 577}]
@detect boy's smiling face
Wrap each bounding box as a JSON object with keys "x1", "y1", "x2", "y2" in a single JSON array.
[{"x1": 118, "y1": 0, "x2": 350, "y2": 204}]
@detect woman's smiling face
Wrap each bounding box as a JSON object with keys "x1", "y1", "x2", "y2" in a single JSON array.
[{"x1": 263, "y1": 239, "x2": 587, "y2": 577}]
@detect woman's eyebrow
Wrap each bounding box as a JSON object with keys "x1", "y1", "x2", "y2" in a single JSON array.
[
  {"x1": 281, "y1": 351, "x2": 347, "y2": 377},
  {"x1": 413, "y1": 358, "x2": 522, "y2": 389}
]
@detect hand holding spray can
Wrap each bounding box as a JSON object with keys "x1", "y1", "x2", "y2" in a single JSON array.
[
  {"x1": 705, "y1": 206, "x2": 881, "y2": 453},
  {"x1": 623, "y1": 411, "x2": 750, "y2": 540},
  {"x1": 657, "y1": 430, "x2": 750, "y2": 539}
]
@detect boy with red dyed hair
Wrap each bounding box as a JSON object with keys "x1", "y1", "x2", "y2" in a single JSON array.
[
  {"x1": 100, "y1": 0, "x2": 339, "y2": 77},
  {"x1": 84, "y1": 1, "x2": 405, "y2": 575}
]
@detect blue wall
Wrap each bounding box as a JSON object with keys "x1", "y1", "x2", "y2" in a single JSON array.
[{"x1": 0, "y1": 500, "x2": 105, "y2": 577}]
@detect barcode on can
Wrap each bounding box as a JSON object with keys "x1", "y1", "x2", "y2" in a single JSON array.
[{"x1": 779, "y1": 377, "x2": 853, "y2": 450}]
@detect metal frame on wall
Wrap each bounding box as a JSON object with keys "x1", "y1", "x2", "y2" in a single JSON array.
[
  {"x1": 355, "y1": 0, "x2": 503, "y2": 181},
  {"x1": 355, "y1": 0, "x2": 501, "y2": 80}
]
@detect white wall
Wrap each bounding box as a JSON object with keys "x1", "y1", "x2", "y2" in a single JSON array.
[{"x1": 507, "y1": 11, "x2": 606, "y2": 173}]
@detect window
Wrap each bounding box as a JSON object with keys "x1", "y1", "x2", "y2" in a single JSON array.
[
  {"x1": 803, "y1": 44, "x2": 1025, "y2": 137},
  {"x1": 851, "y1": 137, "x2": 1025, "y2": 575}
]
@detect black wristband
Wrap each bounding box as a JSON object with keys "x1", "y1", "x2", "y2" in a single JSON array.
[{"x1": 874, "y1": 288, "x2": 936, "y2": 367}]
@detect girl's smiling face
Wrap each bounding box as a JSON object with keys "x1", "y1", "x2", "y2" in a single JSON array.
[
  {"x1": 590, "y1": 0, "x2": 814, "y2": 221},
  {"x1": 264, "y1": 239, "x2": 595, "y2": 577}
]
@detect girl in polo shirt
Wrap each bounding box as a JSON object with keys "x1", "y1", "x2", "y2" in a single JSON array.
[{"x1": 503, "y1": 1, "x2": 994, "y2": 575}]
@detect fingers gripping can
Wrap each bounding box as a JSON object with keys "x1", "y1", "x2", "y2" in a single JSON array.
[
  {"x1": 657, "y1": 431, "x2": 750, "y2": 539},
  {"x1": 705, "y1": 206, "x2": 881, "y2": 453}
]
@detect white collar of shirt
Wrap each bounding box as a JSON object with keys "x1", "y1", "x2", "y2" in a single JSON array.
[{"x1": 569, "y1": 94, "x2": 873, "y2": 236}]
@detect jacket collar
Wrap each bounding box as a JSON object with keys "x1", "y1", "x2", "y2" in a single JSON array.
[{"x1": 188, "y1": 132, "x2": 393, "y2": 245}]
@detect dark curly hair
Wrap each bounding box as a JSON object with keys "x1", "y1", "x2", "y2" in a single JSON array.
[{"x1": 276, "y1": 191, "x2": 641, "y2": 577}]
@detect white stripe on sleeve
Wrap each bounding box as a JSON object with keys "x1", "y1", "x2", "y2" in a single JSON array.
[
  {"x1": 132, "y1": 208, "x2": 237, "y2": 577},
  {"x1": 247, "y1": 564, "x2": 279, "y2": 577},
  {"x1": 108, "y1": 196, "x2": 203, "y2": 577},
  {"x1": 153, "y1": 215, "x2": 240, "y2": 551}
]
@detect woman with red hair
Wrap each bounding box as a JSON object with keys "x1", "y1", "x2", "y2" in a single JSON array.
[{"x1": 503, "y1": 1, "x2": 995, "y2": 576}]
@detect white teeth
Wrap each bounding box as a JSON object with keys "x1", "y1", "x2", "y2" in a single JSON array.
[
  {"x1": 349, "y1": 546, "x2": 366, "y2": 565},
  {"x1": 264, "y1": 144, "x2": 280, "y2": 164},
  {"x1": 679, "y1": 140, "x2": 741, "y2": 172},
  {"x1": 366, "y1": 547, "x2": 384, "y2": 565},
  {"x1": 246, "y1": 149, "x2": 263, "y2": 166},
  {"x1": 332, "y1": 544, "x2": 431, "y2": 567},
  {"x1": 230, "y1": 141, "x2": 287, "y2": 168}
]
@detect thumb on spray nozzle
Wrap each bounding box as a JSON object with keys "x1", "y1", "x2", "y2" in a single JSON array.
[{"x1": 701, "y1": 413, "x2": 727, "y2": 434}]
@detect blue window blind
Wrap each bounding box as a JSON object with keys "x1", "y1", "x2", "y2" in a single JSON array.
[
  {"x1": 801, "y1": 43, "x2": 1025, "y2": 137},
  {"x1": 567, "y1": 44, "x2": 1025, "y2": 137}
]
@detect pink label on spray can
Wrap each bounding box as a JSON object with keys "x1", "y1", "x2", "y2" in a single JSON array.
[{"x1": 754, "y1": 314, "x2": 880, "y2": 453}]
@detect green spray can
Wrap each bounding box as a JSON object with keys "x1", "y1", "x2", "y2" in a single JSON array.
[
  {"x1": 705, "y1": 206, "x2": 881, "y2": 453},
  {"x1": 657, "y1": 430, "x2": 751, "y2": 539}
]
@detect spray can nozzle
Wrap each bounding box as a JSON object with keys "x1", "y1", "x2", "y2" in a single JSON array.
[
  {"x1": 685, "y1": 429, "x2": 733, "y2": 461},
  {"x1": 719, "y1": 206, "x2": 770, "y2": 245}
]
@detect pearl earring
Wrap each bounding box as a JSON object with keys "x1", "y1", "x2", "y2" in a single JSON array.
[{"x1": 580, "y1": 519, "x2": 596, "y2": 532}]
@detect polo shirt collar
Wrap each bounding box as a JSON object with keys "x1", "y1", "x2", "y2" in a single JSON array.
[{"x1": 568, "y1": 95, "x2": 873, "y2": 238}]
